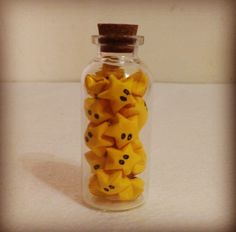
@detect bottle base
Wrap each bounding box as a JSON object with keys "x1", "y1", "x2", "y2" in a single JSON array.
[{"x1": 83, "y1": 195, "x2": 145, "y2": 212}]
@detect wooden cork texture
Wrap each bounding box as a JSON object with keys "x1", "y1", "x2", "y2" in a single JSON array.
[{"x1": 97, "y1": 23, "x2": 138, "y2": 53}]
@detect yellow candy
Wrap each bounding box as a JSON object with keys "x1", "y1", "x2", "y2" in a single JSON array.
[
  {"x1": 126, "y1": 70, "x2": 149, "y2": 97},
  {"x1": 89, "y1": 170, "x2": 144, "y2": 201},
  {"x1": 105, "y1": 143, "x2": 143, "y2": 175},
  {"x1": 86, "y1": 64, "x2": 124, "y2": 97},
  {"x1": 91, "y1": 147, "x2": 107, "y2": 157},
  {"x1": 85, "y1": 74, "x2": 109, "y2": 97},
  {"x1": 85, "y1": 151, "x2": 106, "y2": 172},
  {"x1": 84, "y1": 122, "x2": 114, "y2": 151},
  {"x1": 90, "y1": 170, "x2": 130, "y2": 196},
  {"x1": 104, "y1": 113, "x2": 139, "y2": 149},
  {"x1": 130, "y1": 177, "x2": 144, "y2": 199},
  {"x1": 95, "y1": 64, "x2": 125, "y2": 80},
  {"x1": 118, "y1": 177, "x2": 144, "y2": 201},
  {"x1": 120, "y1": 97, "x2": 148, "y2": 130},
  {"x1": 132, "y1": 146, "x2": 146, "y2": 175},
  {"x1": 89, "y1": 175, "x2": 106, "y2": 197},
  {"x1": 84, "y1": 68, "x2": 149, "y2": 202},
  {"x1": 98, "y1": 74, "x2": 135, "y2": 113},
  {"x1": 130, "y1": 138, "x2": 143, "y2": 150},
  {"x1": 84, "y1": 98, "x2": 113, "y2": 125}
]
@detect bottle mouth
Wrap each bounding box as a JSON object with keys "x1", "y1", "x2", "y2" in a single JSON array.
[
  {"x1": 92, "y1": 35, "x2": 144, "y2": 53},
  {"x1": 92, "y1": 35, "x2": 144, "y2": 46}
]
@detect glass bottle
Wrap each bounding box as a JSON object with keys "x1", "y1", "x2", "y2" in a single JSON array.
[{"x1": 81, "y1": 24, "x2": 153, "y2": 211}]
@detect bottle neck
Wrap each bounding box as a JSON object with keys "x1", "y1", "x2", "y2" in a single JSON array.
[
  {"x1": 92, "y1": 35, "x2": 144, "y2": 61},
  {"x1": 96, "y1": 45, "x2": 139, "y2": 59}
]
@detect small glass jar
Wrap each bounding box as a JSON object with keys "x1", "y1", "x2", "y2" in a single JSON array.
[{"x1": 81, "y1": 24, "x2": 153, "y2": 211}]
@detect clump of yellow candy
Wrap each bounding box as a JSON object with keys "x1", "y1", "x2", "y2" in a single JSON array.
[{"x1": 84, "y1": 64, "x2": 148, "y2": 201}]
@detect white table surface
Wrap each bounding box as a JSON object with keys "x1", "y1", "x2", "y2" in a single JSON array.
[{"x1": 0, "y1": 83, "x2": 235, "y2": 232}]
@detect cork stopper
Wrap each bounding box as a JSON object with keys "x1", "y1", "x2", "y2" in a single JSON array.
[{"x1": 97, "y1": 23, "x2": 139, "y2": 53}]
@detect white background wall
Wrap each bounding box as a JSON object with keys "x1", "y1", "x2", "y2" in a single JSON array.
[{"x1": 0, "y1": 0, "x2": 235, "y2": 83}]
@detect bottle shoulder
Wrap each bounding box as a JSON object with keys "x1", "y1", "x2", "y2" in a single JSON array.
[{"x1": 82, "y1": 56, "x2": 152, "y2": 80}]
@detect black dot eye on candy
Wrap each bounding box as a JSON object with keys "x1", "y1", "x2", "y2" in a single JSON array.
[
  {"x1": 104, "y1": 187, "x2": 109, "y2": 192},
  {"x1": 121, "y1": 133, "x2": 126, "y2": 139},
  {"x1": 94, "y1": 164, "x2": 100, "y2": 170},
  {"x1": 123, "y1": 89, "x2": 130, "y2": 95},
  {"x1": 94, "y1": 113, "x2": 99, "y2": 119},
  {"x1": 109, "y1": 185, "x2": 115, "y2": 189},
  {"x1": 88, "y1": 132, "x2": 93, "y2": 138},
  {"x1": 85, "y1": 136, "x2": 89, "y2": 142},
  {"x1": 119, "y1": 160, "x2": 125, "y2": 165},
  {"x1": 123, "y1": 154, "x2": 129, "y2": 159},
  {"x1": 127, "y1": 134, "x2": 132, "y2": 140},
  {"x1": 120, "y1": 96, "x2": 127, "y2": 101}
]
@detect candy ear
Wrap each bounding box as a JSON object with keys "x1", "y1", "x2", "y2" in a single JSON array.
[
  {"x1": 85, "y1": 74, "x2": 108, "y2": 96},
  {"x1": 126, "y1": 70, "x2": 148, "y2": 97},
  {"x1": 96, "y1": 169, "x2": 109, "y2": 186},
  {"x1": 110, "y1": 170, "x2": 123, "y2": 183},
  {"x1": 96, "y1": 64, "x2": 125, "y2": 80},
  {"x1": 84, "y1": 98, "x2": 94, "y2": 110},
  {"x1": 89, "y1": 175, "x2": 104, "y2": 197}
]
